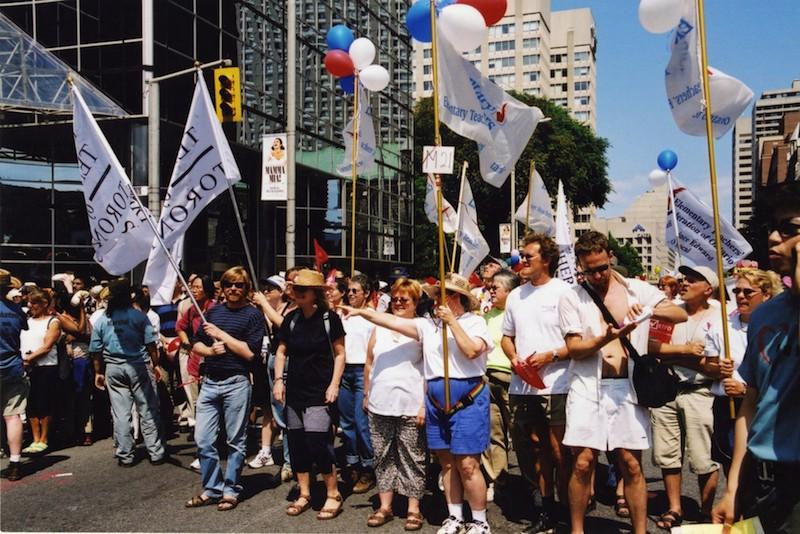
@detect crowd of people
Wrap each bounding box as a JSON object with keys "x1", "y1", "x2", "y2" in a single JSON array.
[{"x1": 1, "y1": 185, "x2": 798, "y2": 534}]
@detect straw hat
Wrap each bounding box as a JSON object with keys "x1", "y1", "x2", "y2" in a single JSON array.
[
  {"x1": 292, "y1": 269, "x2": 327, "y2": 288},
  {"x1": 443, "y1": 273, "x2": 480, "y2": 311}
]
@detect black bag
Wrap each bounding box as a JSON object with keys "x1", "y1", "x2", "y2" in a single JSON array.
[{"x1": 581, "y1": 282, "x2": 678, "y2": 408}]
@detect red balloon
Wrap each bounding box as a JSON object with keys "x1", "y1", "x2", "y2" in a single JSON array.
[
  {"x1": 167, "y1": 337, "x2": 181, "y2": 356},
  {"x1": 457, "y1": 0, "x2": 507, "y2": 26},
  {"x1": 324, "y1": 50, "x2": 354, "y2": 78}
]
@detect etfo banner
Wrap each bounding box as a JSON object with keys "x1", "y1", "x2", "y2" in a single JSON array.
[
  {"x1": 555, "y1": 181, "x2": 577, "y2": 285},
  {"x1": 261, "y1": 133, "x2": 288, "y2": 201},
  {"x1": 336, "y1": 84, "x2": 377, "y2": 177},
  {"x1": 665, "y1": 178, "x2": 752, "y2": 270}
]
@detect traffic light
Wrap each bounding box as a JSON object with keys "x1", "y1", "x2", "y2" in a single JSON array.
[{"x1": 214, "y1": 67, "x2": 241, "y2": 122}]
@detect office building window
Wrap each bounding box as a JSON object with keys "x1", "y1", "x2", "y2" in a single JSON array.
[
  {"x1": 424, "y1": 80, "x2": 432, "y2": 91},
  {"x1": 522, "y1": 37, "x2": 540, "y2": 49},
  {"x1": 527, "y1": 71, "x2": 539, "y2": 82},
  {"x1": 489, "y1": 23, "x2": 515, "y2": 37},
  {"x1": 424, "y1": 49, "x2": 431, "y2": 59},
  {"x1": 574, "y1": 81, "x2": 590, "y2": 91},
  {"x1": 489, "y1": 40, "x2": 515, "y2": 52},
  {"x1": 523, "y1": 20, "x2": 539, "y2": 32},
  {"x1": 500, "y1": 57, "x2": 515, "y2": 67},
  {"x1": 574, "y1": 110, "x2": 590, "y2": 122},
  {"x1": 574, "y1": 95, "x2": 590, "y2": 106},
  {"x1": 574, "y1": 51, "x2": 590, "y2": 61},
  {"x1": 575, "y1": 66, "x2": 590, "y2": 76},
  {"x1": 423, "y1": 64, "x2": 431, "y2": 75},
  {"x1": 523, "y1": 54, "x2": 539, "y2": 65}
]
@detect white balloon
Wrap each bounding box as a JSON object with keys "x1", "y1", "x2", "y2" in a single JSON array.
[
  {"x1": 438, "y1": 4, "x2": 487, "y2": 53},
  {"x1": 348, "y1": 38, "x2": 376, "y2": 71},
  {"x1": 648, "y1": 169, "x2": 668, "y2": 187},
  {"x1": 359, "y1": 65, "x2": 390, "y2": 92},
  {"x1": 638, "y1": 0, "x2": 683, "y2": 34}
]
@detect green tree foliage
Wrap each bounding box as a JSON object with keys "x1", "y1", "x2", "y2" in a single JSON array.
[
  {"x1": 608, "y1": 233, "x2": 644, "y2": 277},
  {"x1": 412, "y1": 93, "x2": 612, "y2": 276}
]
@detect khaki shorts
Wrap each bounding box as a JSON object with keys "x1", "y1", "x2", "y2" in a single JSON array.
[
  {"x1": 2, "y1": 375, "x2": 29, "y2": 417},
  {"x1": 651, "y1": 385, "x2": 719, "y2": 474},
  {"x1": 510, "y1": 393, "x2": 567, "y2": 428}
]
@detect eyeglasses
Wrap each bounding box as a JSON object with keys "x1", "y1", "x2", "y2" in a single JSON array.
[
  {"x1": 732, "y1": 287, "x2": 760, "y2": 298},
  {"x1": 221, "y1": 281, "x2": 245, "y2": 289},
  {"x1": 293, "y1": 286, "x2": 311, "y2": 294},
  {"x1": 391, "y1": 296, "x2": 411, "y2": 304},
  {"x1": 773, "y1": 217, "x2": 800, "y2": 238},
  {"x1": 520, "y1": 253, "x2": 540, "y2": 262},
  {"x1": 487, "y1": 285, "x2": 498, "y2": 291},
  {"x1": 347, "y1": 288, "x2": 361, "y2": 294},
  {"x1": 582, "y1": 264, "x2": 610, "y2": 275}
]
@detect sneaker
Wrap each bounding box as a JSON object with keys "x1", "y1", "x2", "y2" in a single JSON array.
[
  {"x1": 280, "y1": 464, "x2": 294, "y2": 482},
  {"x1": 352, "y1": 471, "x2": 376, "y2": 494},
  {"x1": 21, "y1": 442, "x2": 41, "y2": 454},
  {"x1": 189, "y1": 458, "x2": 201, "y2": 471},
  {"x1": 523, "y1": 512, "x2": 554, "y2": 534},
  {"x1": 436, "y1": 516, "x2": 465, "y2": 534},
  {"x1": 438, "y1": 472, "x2": 445, "y2": 492},
  {"x1": 248, "y1": 448, "x2": 274, "y2": 469},
  {"x1": 463, "y1": 520, "x2": 491, "y2": 534},
  {"x1": 486, "y1": 482, "x2": 495, "y2": 503},
  {"x1": 5, "y1": 461, "x2": 22, "y2": 481}
]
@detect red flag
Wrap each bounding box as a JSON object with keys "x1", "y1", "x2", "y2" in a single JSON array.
[{"x1": 313, "y1": 239, "x2": 329, "y2": 272}]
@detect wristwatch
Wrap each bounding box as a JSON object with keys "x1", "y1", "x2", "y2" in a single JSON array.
[{"x1": 551, "y1": 349, "x2": 559, "y2": 363}]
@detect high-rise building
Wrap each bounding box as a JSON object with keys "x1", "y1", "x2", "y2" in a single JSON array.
[
  {"x1": 752, "y1": 79, "x2": 800, "y2": 187},
  {"x1": 0, "y1": 1, "x2": 415, "y2": 284},
  {"x1": 412, "y1": 0, "x2": 597, "y2": 128},
  {"x1": 731, "y1": 116, "x2": 754, "y2": 229}
]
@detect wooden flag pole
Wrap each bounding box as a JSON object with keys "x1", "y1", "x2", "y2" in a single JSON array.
[
  {"x1": 510, "y1": 168, "x2": 516, "y2": 248},
  {"x1": 665, "y1": 171, "x2": 683, "y2": 271},
  {"x1": 350, "y1": 74, "x2": 360, "y2": 276},
  {"x1": 695, "y1": 0, "x2": 735, "y2": 419},
  {"x1": 429, "y1": 3, "x2": 451, "y2": 411},
  {"x1": 525, "y1": 160, "x2": 536, "y2": 230},
  {"x1": 450, "y1": 161, "x2": 468, "y2": 273}
]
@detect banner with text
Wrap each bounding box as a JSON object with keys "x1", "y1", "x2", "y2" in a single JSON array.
[
  {"x1": 261, "y1": 133, "x2": 288, "y2": 201},
  {"x1": 555, "y1": 181, "x2": 577, "y2": 285},
  {"x1": 515, "y1": 169, "x2": 555, "y2": 236},
  {"x1": 424, "y1": 174, "x2": 458, "y2": 233},
  {"x1": 336, "y1": 84, "x2": 377, "y2": 177}
]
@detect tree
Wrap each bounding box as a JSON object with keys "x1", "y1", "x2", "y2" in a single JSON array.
[
  {"x1": 412, "y1": 93, "x2": 612, "y2": 276},
  {"x1": 608, "y1": 233, "x2": 644, "y2": 277}
]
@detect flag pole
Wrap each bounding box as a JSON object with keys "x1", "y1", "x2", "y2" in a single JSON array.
[
  {"x1": 429, "y1": 3, "x2": 451, "y2": 411},
  {"x1": 226, "y1": 184, "x2": 259, "y2": 292},
  {"x1": 525, "y1": 160, "x2": 536, "y2": 230},
  {"x1": 695, "y1": 0, "x2": 734, "y2": 419},
  {"x1": 510, "y1": 168, "x2": 516, "y2": 249},
  {"x1": 350, "y1": 74, "x2": 361, "y2": 276},
  {"x1": 450, "y1": 161, "x2": 468, "y2": 273},
  {"x1": 666, "y1": 172, "x2": 683, "y2": 271}
]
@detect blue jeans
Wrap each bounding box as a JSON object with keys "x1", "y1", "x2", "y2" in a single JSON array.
[
  {"x1": 337, "y1": 364, "x2": 374, "y2": 469},
  {"x1": 267, "y1": 352, "x2": 290, "y2": 467},
  {"x1": 195, "y1": 374, "x2": 251, "y2": 499},
  {"x1": 105, "y1": 362, "x2": 165, "y2": 463}
]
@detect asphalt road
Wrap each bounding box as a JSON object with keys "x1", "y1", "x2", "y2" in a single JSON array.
[{"x1": 1, "y1": 428, "x2": 714, "y2": 533}]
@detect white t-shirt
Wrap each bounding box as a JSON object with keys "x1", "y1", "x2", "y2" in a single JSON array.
[
  {"x1": 343, "y1": 314, "x2": 375, "y2": 365},
  {"x1": 559, "y1": 274, "x2": 666, "y2": 403},
  {"x1": 704, "y1": 311, "x2": 748, "y2": 396},
  {"x1": 669, "y1": 301, "x2": 722, "y2": 384},
  {"x1": 146, "y1": 310, "x2": 162, "y2": 348},
  {"x1": 414, "y1": 313, "x2": 493, "y2": 380},
  {"x1": 20, "y1": 316, "x2": 59, "y2": 367},
  {"x1": 368, "y1": 327, "x2": 425, "y2": 416},
  {"x1": 503, "y1": 278, "x2": 572, "y2": 395}
]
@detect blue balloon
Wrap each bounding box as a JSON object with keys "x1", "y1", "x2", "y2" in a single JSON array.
[
  {"x1": 406, "y1": 0, "x2": 432, "y2": 43},
  {"x1": 326, "y1": 24, "x2": 354, "y2": 51},
  {"x1": 339, "y1": 75, "x2": 355, "y2": 95},
  {"x1": 657, "y1": 149, "x2": 678, "y2": 171},
  {"x1": 508, "y1": 255, "x2": 520, "y2": 266}
]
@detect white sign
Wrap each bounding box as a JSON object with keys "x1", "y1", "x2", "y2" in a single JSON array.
[
  {"x1": 383, "y1": 236, "x2": 395, "y2": 257},
  {"x1": 336, "y1": 84, "x2": 377, "y2": 177},
  {"x1": 422, "y1": 146, "x2": 455, "y2": 174},
  {"x1": 499, "y1": 223, "x2": 512, "y2": 254},
  {"x1": 555, "y1": 181, "x2": 577, "y2": 285},
  {"x1": 261, "y1": 133, "x2": 288, "y2": 201}
]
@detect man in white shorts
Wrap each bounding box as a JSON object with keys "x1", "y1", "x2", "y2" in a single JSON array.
[{"x1": 559, "y1": 231, "x2": 687, "y2": 534}]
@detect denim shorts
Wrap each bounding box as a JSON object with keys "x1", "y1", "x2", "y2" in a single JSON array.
[{"x1": 425, "y1": 377, "x2": 490, "y2": 455}]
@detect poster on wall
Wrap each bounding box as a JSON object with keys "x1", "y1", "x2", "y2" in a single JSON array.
[
  {"x1": 499, "y1": 223, "x2": 512, "y2": 254},
  {"x1": 261, "y1": 133, "x2": 288, "y2": 201}
]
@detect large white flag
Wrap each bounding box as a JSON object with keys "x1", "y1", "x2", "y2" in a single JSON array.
[
  {"x1": 424, "y1": 174, "x2": 458, "y2": 233},
  {"x1": 144, "y1": 76, "x2": 242, "y2": 296},
  {"x1": 665, "y1": 0, "x2": 753, "y2": 139},
  {"x1": 437, "y1": 34, "x2": 543, "y2": 188},
  {"x1": 72, "y1": 86, "x2": 153, "y2": 275},
  {"x1": 515, "y1": 169, "x2": 555, "y2": 236},
  {"x1": 665, "y1": 177, "x2": 752, "y2": 270},
  {"x1": 336, "y1": 84, "x2": 377, "y2": 177},
  {"x1": 145, "y1": 236, "x2": 183, "y2": 306},
  {"x1": 456, "y1": 178, "x2": 490, "y2": 278},
  {"x1": 555, "y1": 181, "x2": 577, "y2": 285}
]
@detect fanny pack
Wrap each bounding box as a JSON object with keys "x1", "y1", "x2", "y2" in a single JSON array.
[{"x1": 427, "y1": 379, "x2": 486, "y2": 416}]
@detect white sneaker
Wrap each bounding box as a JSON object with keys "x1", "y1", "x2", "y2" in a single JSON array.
[
  {"x1": 189, "y1": 458, "x2": 201, "y2": 471},
  {"x1": 248, "y1": 449, "x2": 274, "y2": 468},
  {"x1": 436, "y1": 515, "x2": 465, "y2": 534},
  {"x1": 463, "y1": 520, "x2": 491, "y2": 534},
  {"x1": 486, "y1": 482, "x2": 495, "y2": 503}
]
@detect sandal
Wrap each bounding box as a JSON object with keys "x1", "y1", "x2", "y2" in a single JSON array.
[
  {"x1": 317, "y1": 493, "x2": 344, "y2": 520},
  {"x1": 656, "y1": 510, "x2": 683, "y2": 530},
  {"x1": 185, "y1": 494, "x2": 219, "y2": 508},
  {"x1": 404, "y1": 511, "x2": 424, "y2": 531},
  {"x1": 367, "y1": 508, "x2": 394, "y2": 527},
  {"x1": 217, "y1": 496, "x2": 238, "y2": 512},
  {"x1": 614, "y1": 496, "x2": 631, "y2": 518},
  {"x1": 286, "y1": 495, "x2": 311, "y2": 516}
]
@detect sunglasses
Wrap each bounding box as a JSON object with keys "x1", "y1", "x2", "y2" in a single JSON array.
[
  {"x1": 732, "y1": 287, "x2": 760, "y2": 298},
  {"x1": 391, "y1": 296, "x2": 411, "y2": 304},
  {"x1": 582, "y1": 264, "x2": 610, "y2": 275},
  {"x1": 773, "y1": 217, "x2": 800, "y2": 238},
  {"x1": 293, "y1": 286, "x2": 311, "y2": 294},
  {"x1": 347, "y1": 288, "x2": 362, "y2": 294},
  {"x1": 520, "y1": 253, "x2": 540, "y2": 261},
  {"x1": 221, "y1": 281, "x2": 245, "y2": 289}
]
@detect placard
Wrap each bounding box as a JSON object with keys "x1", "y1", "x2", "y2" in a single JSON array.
[
  {"x1": 422, "y1": 146, "x2": 455, "y2": 174},
  {"x1": 261, "y1": 133, "x2": 288, "y2": 201},
  {"x1": 499, "y1": 223, "x2": 512, "y2": 254}
]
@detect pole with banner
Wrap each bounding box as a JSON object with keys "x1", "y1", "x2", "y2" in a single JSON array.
[
  {"x1": 450, "y1": 161, "x2": 468, "y2": 273},
  {"x1": 525, "y1": 160, "x2": 536, "y2": 230},
  {"x1": 510, "y1": 168, "x2": 516, "y2": 249},
  {"x1": 665, "y1": 171, "x2": 682, "y2": 270},
  {"x1": 350, "y1": 73, "x2": 360, "y2": 276}
]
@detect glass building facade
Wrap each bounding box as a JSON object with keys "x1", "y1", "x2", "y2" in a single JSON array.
[{"x1": 0, "y1": 0, "x2": 414, "y2": 285}]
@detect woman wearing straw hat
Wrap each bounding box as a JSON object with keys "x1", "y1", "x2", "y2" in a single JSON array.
[
  {"x1": 341, "y1": 273, "x2": 494, "y2": 534},
  {"x1": 273, "y1": 269, "x2": 347, "y2": 520}
]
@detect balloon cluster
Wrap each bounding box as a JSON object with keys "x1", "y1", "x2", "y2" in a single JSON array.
[
  {"x1": 324, "y1": 25, "x2": 390, "y2": 94},
  {"x1": 638, "y1": 0, "x2": 683, "y2": 34},
  {"x1": 406, "y1": 0, "x2": 507, "y2": 53},
  {"x1": 508, "y1": 249, "x2": 520, "y2": 266}
]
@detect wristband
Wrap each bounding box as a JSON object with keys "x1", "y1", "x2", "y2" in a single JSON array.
[{"x1": 273, "y1": 377, "x2": 284, "y2": 383}]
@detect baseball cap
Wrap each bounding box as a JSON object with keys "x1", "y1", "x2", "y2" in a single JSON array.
[
  {"x1": 678, "y1": 265, "x2": 719, "y2": 290},
  {"x1": 262, "y1": 275, "x2": 286, "y2": 292}
]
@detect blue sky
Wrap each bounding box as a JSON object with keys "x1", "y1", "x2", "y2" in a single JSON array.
[{"x1": 554, "y1": 0, "x2": 800, "y2": 220}]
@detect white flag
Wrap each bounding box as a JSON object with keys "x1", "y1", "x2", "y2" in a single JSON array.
[
  {"x1": 146, "y1": 236, "x2": 184, "y2": 306},
  {"x1": 336, "y1": 84, "x2": 377, "y2": 176},
  {"x1": 456, "y1": 178, "x2": 490, "y2": 278},
  {"x1": 437, "y1": 33, "x2": 543, "y2": 188},
  {"x1": 665, "y1": 177, "x2": 752, "y2": 270},
  {"x1": 514, "y1": 169, "x2": 555, "y2": 236},
  {"x1": 144, "y1": 76, "x2": 242, "y2": 292},
  {"x1": 424, "y1": 174, "x2": 458, "y2": 233},
  {"x1": 72, "y1": 86, "x2": 153, "y2": 275},
  {"x1": 665, "y1": 0, "x2": 753, "y2": 139},
  {"x1": 555, "y1": 181, "x2": 577, "y2": 285}
]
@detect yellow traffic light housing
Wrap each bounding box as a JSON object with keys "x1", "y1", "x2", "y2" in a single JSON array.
[{"x1": 214, "y1": 67, "x2": 242, "y2": 122}]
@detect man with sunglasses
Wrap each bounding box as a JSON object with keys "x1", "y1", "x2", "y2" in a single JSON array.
[
  {"x1": 713, "y1": 184, "x2": 800, "y2": 533},
  {"x1": 559, "y1": 231, "x2": 687, "y2": 534}
]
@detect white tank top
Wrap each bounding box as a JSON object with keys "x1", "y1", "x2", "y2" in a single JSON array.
[
  {"x1": 20, "y1": 316, "x2": 59, "y2": 367},
  {"x1": 367, "y1": 327, "x2": 424, "y2": 417}
]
